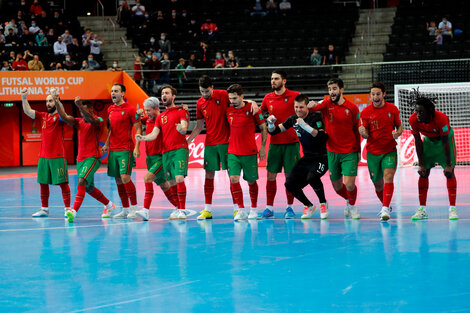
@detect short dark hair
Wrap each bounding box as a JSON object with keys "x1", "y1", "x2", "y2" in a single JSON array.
[
  {"x1": 327, "y1": 78, "x2": 344, "y2": 89},
  {"x1": 199, "y1": 75, "x2": 213, "y2": 89},
  {"x1": 411, "y1": 88, "x2": 436, "y2": 119},
  {"x1": 113, "y1": 83, "x2": 126, "y2": 93},
  {"x1": 227, "y1": 84, "x2": 243, "y2": 95},
  {"x1": 371, "y1": 82, "x2": 385, "y2": 93},
  {"x1": 272, "y1": 69, "x2": 287, "y2": 80},
  {"x1": 161, "y1": 85, "x2": 177, "y2": 96},
  {"x1": 294, "y1": 94, "x2": 309, "y2": 105}
]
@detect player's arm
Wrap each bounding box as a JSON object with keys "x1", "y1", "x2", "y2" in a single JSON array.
[
  {"x1": 136, "y1": 124, "x2": 160, "y2": 141},
  {"x1": 413, "y1": 133, "x2": 426, "y2": 176},
  {"x1": 133, "y1": 120, "x2": 142, "y2": 158},
  {"x1": 259, "y1": 122, "x2": 267, "y2": 160},
  {"x1": 187, "y1": 119, "x2": 204, "y2": 144},
  {"x1": 176, "y1": 119, "x2": 188, "y2": 135},
  {"x1": 441, "y1": 133, "x2": 454, "y2": 177},
  {"x1": 297, "y1": 117, "x2": 320, "y2": 137},
  {"x1": 51, "y1": 90, "x2": 75, "y2": 126},
  {"x1": 393, "y1": 124, "x2": 403, "y2": 139},
  {"x1": 102, "y1": 126, "x2": 110, "y2": 154},
  {"x1": 248, "y1": 100, "x2": 259, "y2": 115},
  {"x1": 20, "y1": 88, "x2": 35, "y2": 119},
  {"x1": 358, "y1": 117, "x2": 369, "y2": 139}
]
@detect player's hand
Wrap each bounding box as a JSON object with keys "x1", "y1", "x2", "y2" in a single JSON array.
[
  {"x1": 101, "y1": 144, "x2": 109, "y2": 154},
  {"x1": 392, "y1": 130, "x2": 400, "y2": 139},
  {"x1": 444, "y1": 165, "x2": 453, "y2": 178},
  {"x1": 307, "y1": 100, "x2": 317, "y2": 109},
  {"x1": 74, "y1": 96, "x2": 82, "y2": 106},
  {"x1": 20, "y1": 88, "x2": 29, "y2": 98},
  {"x1": 133, "y1": 147, "x2": 140, "y2": 158},
  {"x1": 136, "y1": 108, "x2": 145, "y2": 119},
  {"x1": 250, "y1": 101, "x2": 259, "y2": 115},
  {"x1": 259, "y1": 146, "x2": 266, "y2": 161},
  {"x1": 267, "y1": 115, "x2": 277, "y2": 124},
  {"x1": 417, "y1": 165, "x2": 427, "y2": 177},
  {"x1": 49, "y1": 88, "x2": 58, "y2": 96},
  {"x1": 135, "y1": 134, "x2": 144, "y2": 142},
  {"x1": 182, "y1": 104, "x2": 189, "y2": 111},
  {"x1": 358, "y1": 126, "x2": 368, "y2": 138},
  {"x1": 176, "y1": 123, "x2": 185, "y2": 134},
  {"x1": 296, "y1": 117, "x2": 305, "y2": 126}
]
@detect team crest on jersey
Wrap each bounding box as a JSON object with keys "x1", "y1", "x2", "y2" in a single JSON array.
[
  {"x1": 121, "y1": 111, "x2": 125, "y2": 116},
  {"x1": 345, "y1": 109, "x2": 350, "y2": 115},
  {"x1": 216, "y1": 99, "x2": 220, "y2": 104},
  {"x1": 285, "y1": 98, "x2": 288, "y2": 103},
  {"x1": 246, "y1": 111, "x2": 249, "y2": 116},
  {"x1": 53, "y1": 116, "x2": 57, "y2": 121},
  {"x1": 269, "y1": 105, "x2": 273, "y2": 112}
]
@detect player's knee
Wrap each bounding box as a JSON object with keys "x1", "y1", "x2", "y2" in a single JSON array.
[
  {"x1": 175, "y1": 175, "x2": 184, "y2": 183},
  {"x1": 205, "y1": 171, "x2": 215, "y2": 179},
  {"x1": 444, "y1": 171, "x2": 454, "y2": 179},
  {"x1": 230, "y1": 176, "x2": 239, "y2": 184},
  {"x1": 143, "y1": 173, "x2": 154, "y2": 183},
  {"x1": 86, "y1": 185, "x2": 94, "y2": 193},
  {"x1": 77, "y1": 178, "x2": 87, "y2": 186}
]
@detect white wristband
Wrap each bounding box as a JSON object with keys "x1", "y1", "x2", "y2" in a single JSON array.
[{"x1": 299, "y1": 122, "x2": 314, "y2": 134}]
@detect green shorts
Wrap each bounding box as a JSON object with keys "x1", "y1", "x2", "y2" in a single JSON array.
[
  {"x1": 146, "y1": 154, "x2": 166, "y2": 185},
  {"x1": 266, "y1": 142, "x2": 300, "y2": 174},
  {"x1": 77, "y1": 157, "x2": 101, "y2": 188},
  {"x1": 107, "y1": 150, "x2": 134, "y2": 179},
  {"x1": 228, "y1": 153, "x2": 258, "y2": 181},
  {"x1": 163, "y1": 148, "x2": 188, "y2": 180},
  {"x1": 37, "y1": 157, "x2": 69, "y2": 185},
  {"x1": 204, "y1": 144, "x2": 228, "y2": 171},
  {"x1": 423, "y1": 129, "x2": 457, "y2": 169},
  {"x1": 327, "y1": 151, "x2": 359, "y2": 181},
  {"x1": 367, "y1": 150, "x2": 397, "y2": 182}
]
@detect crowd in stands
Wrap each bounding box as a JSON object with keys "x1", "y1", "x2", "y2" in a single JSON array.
[{"x1": 0, "y1": 0, "x2": 107, "y2": 71}]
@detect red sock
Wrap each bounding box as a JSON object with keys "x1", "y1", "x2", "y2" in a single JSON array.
[
  {"x1": 169, "y1": 185, "x2": 179, "y2": 208},
  {"x1": 249, "y1": 182, "x2": 258, "y2": 208},
  {"x1": 229, "y1": 182, "x2": 236, "y2": 204},
  {"x1": 40, "y1": 184, "x2": 49, "y2": 207},
  {"x1": 418, "y1": 177, "x2": 429, "y2": 206},
  {"x1": 88, "y1": 187, "x2": 110, "y2": 205},
  {"x1": 286, "y1": 188, "x2": 294, "y2": 205},
  {"x1": 447, "y1": 177, "x2": 457, "y2": 206},
  {"x1": 117, "y1": 183, "x2": 130, "y2": 208},
  {"x1": 73, "y1": 185, "x2": 86, "y2": 212},
  {"x1": 347, "y1": 186, "x2": 357, "y2": 206},
  {"x1": 124, "y1": 180, "x2": 137, "y2": 206},
  {"x1": 230, "y1": 182, "x2": 244, "y2": 208},
  {"x1": 177, "y1": 181, "x2": 187, "y2": 210},
  {"x1": 335, "y1": 184, "x2": 348, "y2": 200},
  {"x1": 204, "y1": 178, "x2": 214, "y2": 205},
  {"x1": 266, "y1": 180, "x2": 277, "y2": 206},
  {"x1": 383, "y1": 182, "x2": 394, "y2": 207},
  {"x1": 375, "y1": 189, "x2": 384, "y2": 204},
  {"x1": 59, "y1": 183, "x2": 71, "y2": 207},
  {"x1": 144, "y1": 182, "x2": 154, "y2": 210},
  {"x1": 163, "y1": 187, "x2": 178, "y2": 207}
]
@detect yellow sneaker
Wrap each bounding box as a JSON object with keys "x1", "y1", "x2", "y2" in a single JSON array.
[
  {"x1": 197, "y1": 209, "x2": 213, "y2": 220},
  {"x1": 233, "y1": 209, "x2": 238, "y2": 218}
]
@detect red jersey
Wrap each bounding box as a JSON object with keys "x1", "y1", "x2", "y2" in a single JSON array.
[
  {"x1": 226, "y1": 102, "x2": 265, "y2": 156},
  {"x1": 409, "y1": 110, "x2": 450, "y2": 139},
  {"x1": 196, "y1": 89, "x2": 230, "y2": 146},
  {"x1": 108, "y1": 102, "x2": 139, "y2": 151},
  {"x1": 261, "y1": 88, "x2": 299, "y2": 145},
  {"x1": 360, "y1": 101, "x2": 401, "y2": 155},
  {"x1": 155, "y1": 106, "x2": 189, "y2": 153},
  {"x1": 75, "y1": 117, "x2": 104, "y2": 162},
  {"x1": 142, "y1": 116, "x2": 162, "y2": 155},
  {"x1": 36, "y1": 111, "x2": 66, "y2": 158},
  {"x1": 311, "y1": 98, "x2": 360, "y2": 153}
]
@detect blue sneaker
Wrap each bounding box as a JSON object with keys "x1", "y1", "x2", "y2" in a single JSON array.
[
  {"x1": 284, "y1": 207, "x2": 296, "y2": 219},
  {"x1": 262, "y1": 208, "x2": 274, "y2": 219}
]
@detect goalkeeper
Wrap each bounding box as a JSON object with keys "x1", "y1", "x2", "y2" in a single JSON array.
[{"x1": 408, "y1": 90, "x2": 458, "y2": 220}]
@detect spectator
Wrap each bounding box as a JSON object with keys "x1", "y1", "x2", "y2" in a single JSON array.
[
  {"x1": 310, "y1": 47, "x2": 322, "y2": 65},
  {"x1": 67, "y1": 37, "x2": 83, "y2": 61},
  {"x1": 251, "y1": 0, "x2": 268, "y2": 17},
  {"x1": 54, "y1": 62, "x2": 64, "y2": 71},
  {"x1": 80, "y1": 60, "x2": 90, "y2": 71},
  {"x1": 266, "y1": 0, "x2": 279, "y2": 16},
  {"x1": 159, "y1": 53, "x2": 170, "y2": 84},
  {"x1": 16, "y1": 10, "x2": 27, "y2": 25},
  {"x1": 46, "y1": 28, "x2": 55, "y2": 45},
  {"x1": 279, "y1": 0, "x2": 291, "y2": 15},
  {"x1": 187, "y1": 18, "x2": 199, "y2": 38},
  {"x1": 426, "y1": 21, "x2": 437, "y2": 41},
  {"x1": 175, "y1": 58, "x2": 186, "y2": 89},
  {"x1": 133, "y1": 55, "x2": 144, "y2": 86},
  {"x1": 116, "y1": 0, "x2": 131, "y2": 27},
  {"x1": 52, "y1": 11, "x2": 65, "y2": 35},
  {"x1": 35, "y1": 29, "x2": 48, "y2": 46},
  {"x1": 62, "y1": 54, "x2": 77, "y2": 70},
  {"x1": 23, "y1": 50, "x2": 34, "y2": 63},
  {"x1": 201, "y1": 19, "x2": 218, "y2": 35},
  {"x1": 438, "y1": 16, "x2": 452, "y2": 44},
  {"x1": 12, "y1": 53, "x2": 29, "y2": 71},
  {"x1": 145, "y1": 53, "x2": 161, "y2": 93},
  {"x1": 158, "y1": 33, "x2": 171, "y2": 54},
  {"x1": 87, "y1": 54, "x2": 100, "y2": 70},
  {"x1": 29, "y1": 20, "x2": 40, "y2": 34},
  {"x1": 61, "y1": 30, "x2": 73, "y2": 46},
  {"x1": 213, "y1": 51, "x2": 225, "y2": 68},
  {"x1": 144, "y1": 36, "x2": 159, "y2": 53},
  {"x1": 20, "y1": 29, "x2": 35, "y2": 47},
  {"x1": 187, "y1": 53, "x2": 198, "y2": 69},
  {"x1": 28, "y1": 54, "x2": 45, "y2": 71},
  {"x1": 5, "y1": 28, "x2": 19, "y2": 48},
  {"x1": 199, "y1": 41, "x2": 210, "y2": 68},
  {"x1": 434, "y1": 29, "x2": 443, "y2": 46},
  {"x1": 225, "y1": 50, "x2": 240, "y2": 69},
  {"x1": 169, "y1": 10, "x2": 180, "y2": 33},
  {"x1": 152, "y1": 10, "x2": 166, "y2": 30},
  {"x1": 53, "y1": 36, "x2": 68, "y2": 56},
  {"x1": 82, "y1": 29, "x2": 92, "y2": 46},
  {"x1": 8, "y1": 51, "x2": 16, "y2": 64},
  {"x1": 37, "y1": 10, "x2": 50, "y2": 30},
  {"x1": 5, "y1": 19, "x2": 18, "y2": 35},
  {"x1": 131, "y1": 0, "x2": 146, "y2": 25},
  {"x1": 108, "y1": 60, "x2": 123, "y2": 71},
  {"x1": 29, "y1": 0, "x2": 43, "y2": 17},
  {"x1": 323, "y1": 44, "x2": 339, "y2": 65},
  {"x1": 88, "y1": 33, "x2": 103, "y2": 61},
  {"x1": 0, "y1": 30, "x2": 5, "y2": 46},
  {"x1": 1, "y1": 61, "x2": 12, "y2": 71}
]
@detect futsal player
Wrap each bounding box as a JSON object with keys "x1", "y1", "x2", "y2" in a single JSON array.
[
  {"x1": 267, "y1": 94, "x2": 329, "y2": 219},
  {"x1": 260, "y1": 70, "x2": 300, "y2": 219},
  {"x1": 226, "y1": 84, "x2": 267, "y2": 220},
  {"x1": 408, "y1": 90, "x2": 458, "y2": 220},
  {"x1": 359, "y1": 83, "x2": 403, "y2": 221},
  {"x1": 136, "y1": 85, "x2": 190, "y2": 220},
  {"x1": 134, "y1": 97, "x2": 179, "y2": 221},
  {"x1": 50, "y1": 89, "x2": 116, "y2": 222},
  {"x1": 20, "y1": 88, "x2": 71, "y2": 218},
  {"x1": 308, "y1": 78, "x2": 361, "y2": 219},
  {"x1": 104, "y1": 83, "x2": 142, "y2": 219}
]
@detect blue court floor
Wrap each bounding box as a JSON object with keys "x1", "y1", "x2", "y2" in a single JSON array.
[{"x1": 0, "y1": 167, "x2": 469, "y2": 312}]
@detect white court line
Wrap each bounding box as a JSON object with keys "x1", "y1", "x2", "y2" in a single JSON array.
[
  {"x1": 0, "y1": 221, "x2": 141, "y2": 232},
  {"x1": 68, "y1": 280, "x2": 200, "y2": 313}
]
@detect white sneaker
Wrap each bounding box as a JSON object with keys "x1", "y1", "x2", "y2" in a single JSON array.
[
  {"x1": 379, "y1": 206, "x2": 391, "y2": 222},
  {"x1": 113, "y1": 207, "x2": 129, "y2": 219},
  {"x1": 248, "y1": 209, "x2": 258, "y2": 219},
  {"x1": 169, "y1": 209, "x2": 187, "y2": 220},
  {"x1": 127, "y1": 205, "x2": 138, "y2": 219},
  {"x1": 449, "y1": 206, "x2": 459, "y2": 220},
  {"x1": 64, "y1": 207, "x2": 71, "y2": 218},
  {"x1": 66, "y1": 208, "x2": 77, "y2": 223},
  {"x1": 411, "y1": 207, "x2": 428, "y2": 220},
  {"x1": 301, "y1": 205, "x2": 317, "y2": 219},
  {"x1": 32, "y1": 207, "x2": 49, "y2": 217},
  {"x1": 344, "y1": 202, "x2": 351, "y2": 218},
  {"x1": 320, "y1": 202, "x2": 329, "y2": 219},
  {"x1": 101, "y1": 202, "x2": 116, "y2": 218},
  {"x1": 136, "y1": 208, "x2": 149, "y2": 221},
  {"x1": 234, "y1": 209, "x2": 248, "y2": 221},
  {"x1": 350, "y1": 205, "x2": 360, "y2": 219}
]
